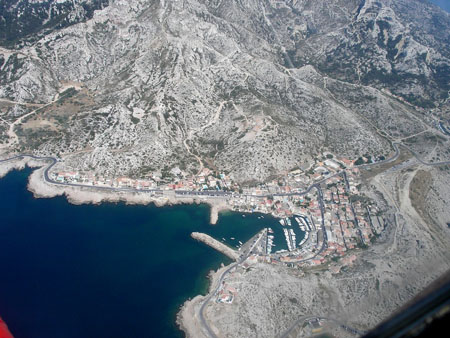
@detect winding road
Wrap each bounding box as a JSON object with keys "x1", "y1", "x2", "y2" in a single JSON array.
[
  {"x1": 1, "y1": 141, "x2": 449, "y2": 201},
  {"x1": 192, "y1": 142, "x2": 450, "y2": 338},
  {"x1": 0, "y1": 92, "x2": 73, "y2": 150},
  {"x1": 1, "y1": 141, "x2": 450, "y2": 338},
  {"x1": 279, "y1": 315, "x2": 365, "y2": 338},
  {"x1": 357, "y1": 142, "x2": 450, "y2": 169},
  {"x1": 198, "y1": 230, "x2": 267, "y2": 338}
]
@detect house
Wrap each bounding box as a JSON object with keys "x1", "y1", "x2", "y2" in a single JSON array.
[{"x1": 324, "y1": 159, "x2": 340, "y2": 170}]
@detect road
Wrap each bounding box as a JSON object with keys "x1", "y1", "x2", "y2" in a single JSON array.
[
  {"x1": 0, "y1": 92, "x2": 73, "y2": 149},
  {"x1": 195, "y1": 185, "x2": 328, "y2": 338},
  {"x1": 1, "y1": 141, "x2": 449, "y2": 201},
  {"x1": 198, "y1": 230, "x2": 267, "y2": 338},
  {"x1": 1, "y1": 143, "x2": 450, "y2": 338},
  {"x1": 0, "y1": 155, "x2": 339, "y2": 202},
  {"x1": 191, "y1": 142, "x2": 450, "y2": 337},
  {"x1": 356, "y1": 142, "x2": 450, "y2": 169},
  {"x1": 0, "y1": 154, "x2": 167, "y2": 194},
  {"x1": 279, "y1": 315, "x2": 365, "y2": 338}
]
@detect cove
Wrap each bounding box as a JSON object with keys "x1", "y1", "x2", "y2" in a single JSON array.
[{"x1": 0, "y1": 168, "x2": 291, "y2": 338}]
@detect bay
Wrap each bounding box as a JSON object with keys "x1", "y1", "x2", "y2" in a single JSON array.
[{"x1": 0, "y1": 168, "x2": 296, "y2": 338}]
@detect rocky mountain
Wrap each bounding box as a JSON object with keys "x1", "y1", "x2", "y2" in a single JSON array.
[
  {"x1": 0, "y1": 0, "x2": 448, "y2": 183},
  {"x1": 0, "y1": 0, "x2": 109, "y2": 47}
]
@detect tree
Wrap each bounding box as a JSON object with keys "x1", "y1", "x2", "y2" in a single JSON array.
[{"x1": 354, "y1": 157, "x2": 365, "y2": 165}]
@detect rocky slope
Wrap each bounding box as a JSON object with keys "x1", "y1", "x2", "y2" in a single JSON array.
[
  {"x1": 0, "y1": 0, "x2": 109, "y2": 47},
  {"x1": 0, "y1": 0, "x2": 448, "y2": 183}
]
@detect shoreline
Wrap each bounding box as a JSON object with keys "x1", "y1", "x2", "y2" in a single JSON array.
[
  {"x1": 176, "y1": 265, "x2": 229, "y2": 338},
  {"x1": 0, "y1": 156, "x2": 231, "y2": 225},
  {"x1": 0, "y1": 156, "x2": 236, "y2": 338},
  {"x1": 0, "y1": 156, "x2": 236, "y2": 337},
  {"x1": 0, "y1": 156, "x2": 266, "y2": 338}
]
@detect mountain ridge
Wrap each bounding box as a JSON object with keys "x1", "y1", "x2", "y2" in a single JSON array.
[{"x1": 0, "y1": 0, "x2": 448, "y2": 183}]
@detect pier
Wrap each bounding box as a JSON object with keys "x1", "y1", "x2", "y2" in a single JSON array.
[{"x1": 191, "y1": 232, "x2": 240, "y2": 261}]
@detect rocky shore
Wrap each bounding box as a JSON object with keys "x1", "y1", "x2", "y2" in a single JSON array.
[
  {"x1": 176, "y1": 265, "x2": 229, "y2": 338},
  {"x1": 0, "y1": 155, "x2": 236, "y2": 338},
  {"x1": 0, "y1": 156, "x2": 231, "y2": 225}
]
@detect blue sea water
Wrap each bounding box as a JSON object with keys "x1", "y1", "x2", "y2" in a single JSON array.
[{"x1": 0, "y1": 168, "x2": 299, "y2": 338}]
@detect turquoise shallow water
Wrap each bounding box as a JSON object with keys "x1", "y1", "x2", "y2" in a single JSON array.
[{"x1": 0, "y1": 168, "x2": 299, "y2": 338}]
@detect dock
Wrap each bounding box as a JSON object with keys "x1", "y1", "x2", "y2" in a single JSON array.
[{"x1": 191, "y1": 232, "x2": 240, "y2": 261}]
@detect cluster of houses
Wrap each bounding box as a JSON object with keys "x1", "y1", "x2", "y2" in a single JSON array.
[
  {"x1": 53, "y1": 154, "x2": 384, "y2": 273},
  {"x1": 53, "y1": 167, "x2": 236, "y2": 192},
  {"x1": 238, "y1": 164, "x2": 383, "y2": 271},
  {"x1": 53, "y1": 155, "x2": 353, "y2": 197},
  {"x1": 216, "y1": 283, "x2": 238, "y2": 304}
]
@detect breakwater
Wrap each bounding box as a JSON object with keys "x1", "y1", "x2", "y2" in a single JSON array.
[{"x1": 191, "y1": 232, "x2": 240, "y2": 260}]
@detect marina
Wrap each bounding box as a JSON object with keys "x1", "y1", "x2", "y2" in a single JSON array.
[
  {"x1": 279, "y1": 217, "x2": 292, "y2": 227},
  {"x1": 295, "y1": 215, "x2": 313, "y2": 232},
  {"x1": 0, "y1": 169, "x2": 300, "y2": 338},
  {"x1": 265, "y1": 228, "x2": 275, "y2": 254},
  {"x1": 283, "y1": 228, "x2": 297, "y2": 252},
  {"x1": 298, "y1": 231, "x2": 309, "y2": 247},
  {"x1": 295, "y1": 217, "x2": 306, "y2": 231}
]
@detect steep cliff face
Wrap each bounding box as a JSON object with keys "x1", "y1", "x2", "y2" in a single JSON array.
[{"x1": 0, "y1": 0, "x2": 448, "y2": 182}]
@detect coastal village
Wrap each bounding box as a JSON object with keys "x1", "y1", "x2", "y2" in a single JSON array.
[
  {"x1": 241, "y1": 166, "x2": 384, "y2": 268},
  {"x1": 52, "y1": 154, "x2": 384, "y2": 278},
  {"x1": 212, "y1": 158, "x2": 385, "y2": 305},
  {"x1": 52, "y1": 154, "x2": 370, "y2": 200}
]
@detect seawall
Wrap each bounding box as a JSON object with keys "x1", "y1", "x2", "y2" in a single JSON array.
[{"x1": 191, "y1": 232, "x2": 239, "y2": 261}]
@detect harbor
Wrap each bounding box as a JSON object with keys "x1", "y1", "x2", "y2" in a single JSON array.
[
  {"x1": 283, "y1": 228, "x2": 296, "y2": 252},
  {"x1": 0, "y1": 169, "x2": 300, "y2": 338},
  {"x1": 266, "y1": 228, "x2": 275, "y2": 255},
  {"x1": 191, "y1": 232, "x2": 240, "y2": 260}
]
